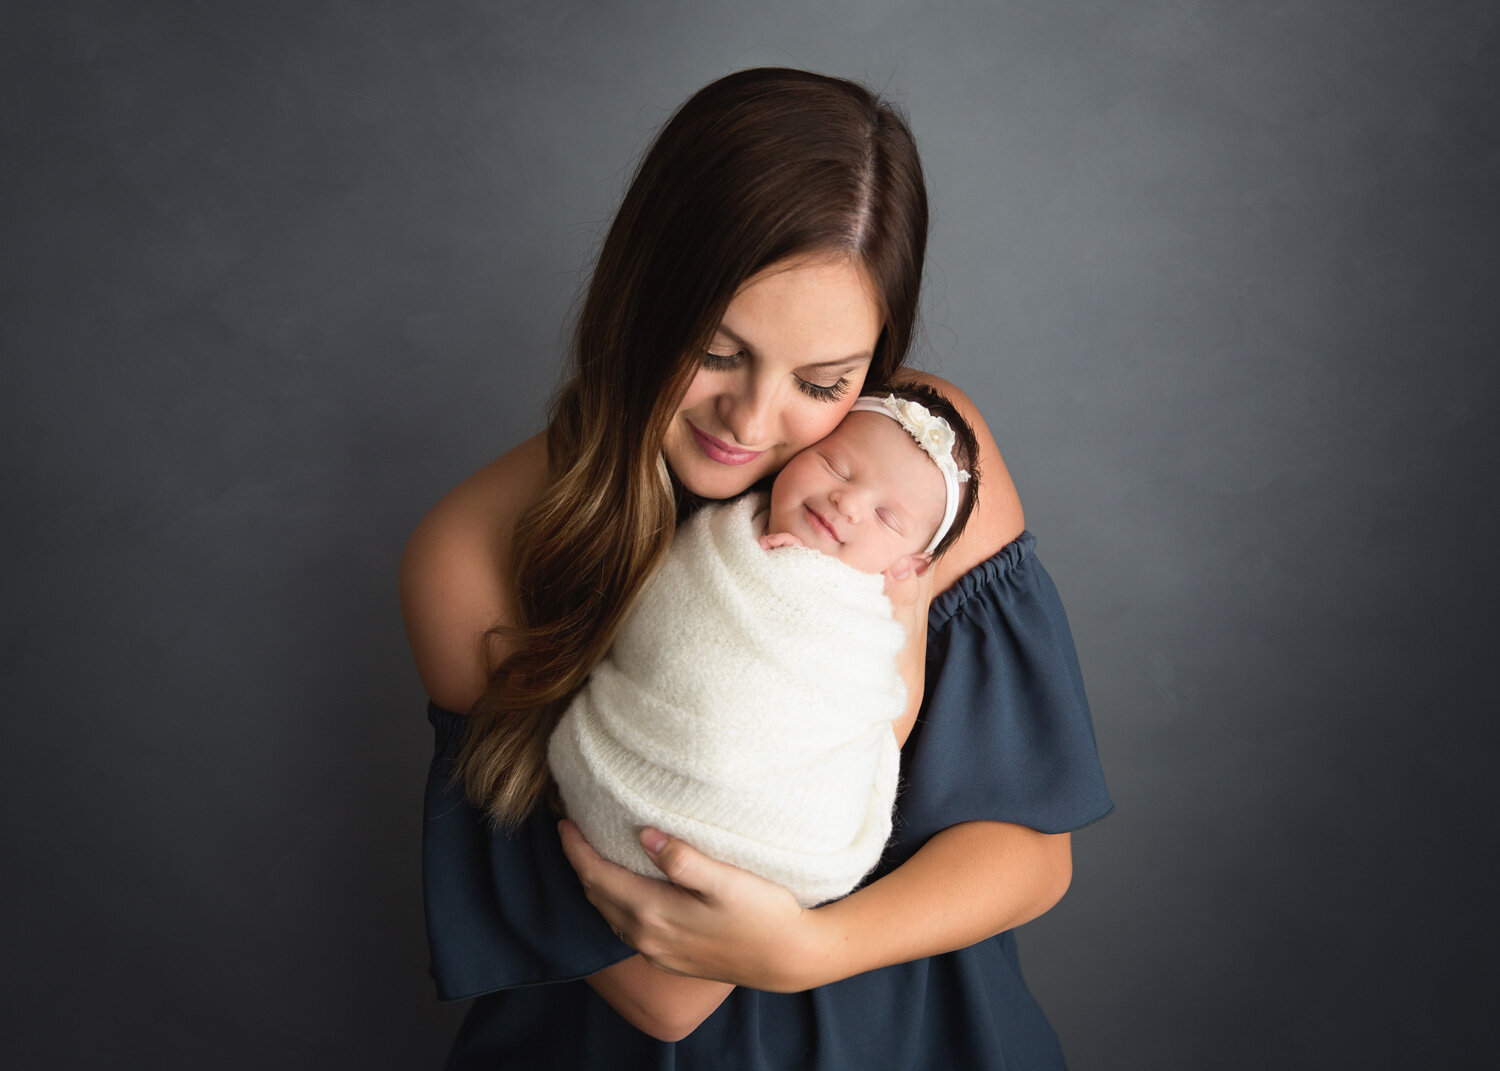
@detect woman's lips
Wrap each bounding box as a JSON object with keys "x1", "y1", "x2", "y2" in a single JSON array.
[
  {"x1": 687, "y1": 423, "x2": 765, "y2": 466},
  {"x1": 805, "y1": 505, "x2": 842, "y2": 543}
]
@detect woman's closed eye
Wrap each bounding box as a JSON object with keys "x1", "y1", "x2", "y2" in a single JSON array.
[
  {"x1": 701, "y1": 350, "x2": 850, "y2": 403},
  {"x1": 703, "y1": 349, "x2": 744, "y2": 371},
  {"x1": 796, "y1": 376, "x2": 850, "y2": 402}
]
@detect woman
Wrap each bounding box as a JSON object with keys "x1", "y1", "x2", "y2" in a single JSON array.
[{"x1": 401, "y1": 68, "x2": 1111, "y2": 1068}]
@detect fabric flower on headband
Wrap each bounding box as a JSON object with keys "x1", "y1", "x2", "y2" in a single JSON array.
[{"x1": 878, "y1": 396, "x2": 971, "y2": 483}]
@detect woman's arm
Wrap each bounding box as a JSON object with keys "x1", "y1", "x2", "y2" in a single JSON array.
[
  {"x1": 785, "y1": 824, "x2": 1072, "y2": 989},
  {"x1": 399, "y1": 433, "x2": 549, "y2": 715},
  {"x1": 583, "y1": 948, "x2": 736, "y2": 1042},
  {"x1": 560, "y1": 819, "x2": 1070, "y2": 992},
  {"x1": 400, "y1": 433, "x2": 738, "y2": 1041}
]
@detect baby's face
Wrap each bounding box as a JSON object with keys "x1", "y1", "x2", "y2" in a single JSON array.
[{"x1": 767, "y1": 411, "x2": 947, "y2": 574}]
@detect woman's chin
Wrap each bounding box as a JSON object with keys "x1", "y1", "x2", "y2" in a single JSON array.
[{"x1": 675, "y1": 465, "x2": 765, "y2": 501}]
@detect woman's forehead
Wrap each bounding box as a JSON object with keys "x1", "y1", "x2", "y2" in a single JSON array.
[{"x1": 717, "y1": 257, "x2": 882, "y2": 364}]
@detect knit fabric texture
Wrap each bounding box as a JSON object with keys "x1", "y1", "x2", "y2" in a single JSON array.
[{"x1": 547, "y1": 492, "x2": 906, "y2": 907}]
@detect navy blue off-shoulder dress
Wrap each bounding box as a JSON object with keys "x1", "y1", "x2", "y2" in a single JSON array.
[{"x1": 423, "y1": 532, "x2": 1113, "y2": 1069}]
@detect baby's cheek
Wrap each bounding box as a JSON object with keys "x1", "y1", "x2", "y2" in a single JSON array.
[{"x1": 766, "y1": 478, "x2": 791, "y2": 522}]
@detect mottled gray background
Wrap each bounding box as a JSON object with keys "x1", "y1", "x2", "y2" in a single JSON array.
[{"x1": 4, "y1": 1, "x2": 1497, "y2": 1067}]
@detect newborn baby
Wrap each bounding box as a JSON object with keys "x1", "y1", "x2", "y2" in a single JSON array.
[{"x1": 548, "y1": 385, "x2": 979, "y2": 906}]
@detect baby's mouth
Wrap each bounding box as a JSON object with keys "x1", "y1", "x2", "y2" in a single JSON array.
[{"x1": 806, "y1": 505, "x2": 842, "y2": 543}]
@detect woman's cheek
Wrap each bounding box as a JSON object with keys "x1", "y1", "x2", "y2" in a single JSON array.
[{"x1": 798, "y1": 403, "x2": 854, "y2": 450}]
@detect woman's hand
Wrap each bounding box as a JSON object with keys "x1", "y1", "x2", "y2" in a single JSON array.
[
  {"x1": 883, "y1": 556, "x2": 934, "y2": 635},
  {"x1": 883, "y1": 558, "x2": 935, "y2": 748},
  {"x1": 562, "y1": 818, "x2": 1074, "y2": 998},
  {"x1": 558, "y1": 820, "x2": 823, "y2": 992}
]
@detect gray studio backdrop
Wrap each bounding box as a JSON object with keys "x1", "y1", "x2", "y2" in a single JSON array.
[{"x1": 4, "y1": 1, "x2": 1497, "y2": 1068}]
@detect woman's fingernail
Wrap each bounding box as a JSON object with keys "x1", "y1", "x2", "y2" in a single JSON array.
[{"x1": 641, "y1": 829, "x2": 668, "y2": 855}]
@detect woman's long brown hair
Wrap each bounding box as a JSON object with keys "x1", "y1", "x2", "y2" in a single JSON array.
[{"x1": 458, "y1": 68, "x2": 931, "y2": 828}]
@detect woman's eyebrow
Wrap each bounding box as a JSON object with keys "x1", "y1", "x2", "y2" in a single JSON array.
[{"x1": 714, "y1": 324, "x2": 872, "y2": 369}]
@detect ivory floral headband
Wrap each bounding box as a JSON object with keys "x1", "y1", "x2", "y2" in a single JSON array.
[{"x1": 848, "y1": 394, "x2": 972, "y2": 556}]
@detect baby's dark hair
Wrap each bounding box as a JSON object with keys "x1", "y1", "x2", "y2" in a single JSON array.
[{"x1": 863, "y1": 382, "x2": 981, "y2": 559}]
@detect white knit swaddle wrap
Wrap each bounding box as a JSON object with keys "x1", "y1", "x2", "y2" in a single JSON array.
[{"x1": 547, "y1": 493, "x2": 906, "y2": 907}]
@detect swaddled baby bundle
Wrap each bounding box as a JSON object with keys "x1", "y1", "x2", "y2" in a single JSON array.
[{"x1": 547, "y1": 492, "x2": 906, "y2": 907}]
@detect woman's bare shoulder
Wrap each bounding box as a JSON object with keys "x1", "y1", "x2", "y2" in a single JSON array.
[
  {"x1": 892, "y1": 370, "x2": 1025, "y2": 589},
  {"x1": 398, "y1": 432, "x2": 550, "y2": 714}
]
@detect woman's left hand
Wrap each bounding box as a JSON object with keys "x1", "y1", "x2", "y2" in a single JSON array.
[
  {"x1": 883, "y1": 557, "x2": 936, "y2": 747},
  {"x1": 558, "y1": 819, "x2": 823, "y2": 992}
]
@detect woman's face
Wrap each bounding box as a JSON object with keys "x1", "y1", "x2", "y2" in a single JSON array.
[{"x1": 663, "y1": 254, "x2": 884, "y2": 500}]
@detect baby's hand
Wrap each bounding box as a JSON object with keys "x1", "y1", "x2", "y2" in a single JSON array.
[{"x1": 758, "y1": 531, "x2": 805, "y2": 551}]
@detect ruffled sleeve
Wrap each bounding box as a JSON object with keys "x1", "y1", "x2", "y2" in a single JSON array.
[
  {"x1": 422, "y1": 704, "x2": 633, "y2": 1001},
  {"x1": 881, "y1": 532, "x2": 1112, "y2": 869}
]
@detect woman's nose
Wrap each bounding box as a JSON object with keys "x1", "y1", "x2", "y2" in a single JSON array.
[{"x1": 718, "y1": 381, "x2": 778, "y2": 448}]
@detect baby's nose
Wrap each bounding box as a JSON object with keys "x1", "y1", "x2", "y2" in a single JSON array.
[{"x1": 830, "y1": 488, "x2": 863, "y2": 520}]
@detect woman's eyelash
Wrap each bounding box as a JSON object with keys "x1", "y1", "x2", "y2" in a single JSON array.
[
  {"x1": 703, "y1": 350, "x2": 743, "y2": 370},
  {"x1": 702, "y1": 351, "x2": 850, "y2": 404},
  {"x1": 797, "y1": 377, "x2": 849, "y2": 402}
]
